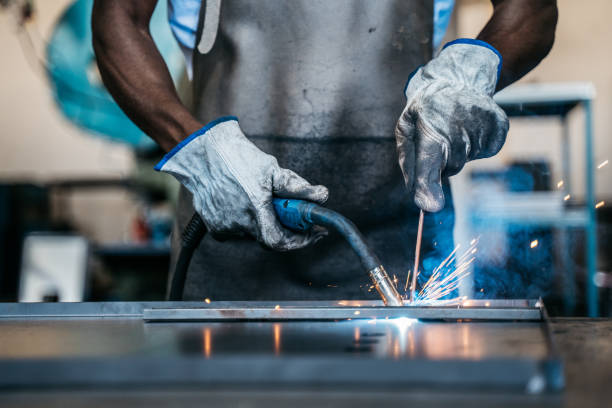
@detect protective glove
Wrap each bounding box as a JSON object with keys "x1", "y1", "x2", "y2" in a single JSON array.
[
  {"x1": 395, "y1": 39, "x2": 509, "y2": 212},
  {"x1": 155, "y1": 116, "x2": 329, "y2": 250}
]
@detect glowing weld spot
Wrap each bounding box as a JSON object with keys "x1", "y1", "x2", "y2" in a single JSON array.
[{"x1": 530, "y1": 240, "x2": 539, "y2": 249}]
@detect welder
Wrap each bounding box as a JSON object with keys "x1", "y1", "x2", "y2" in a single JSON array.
[{"x1": 92, "y1": 0, "x2": 558, "y2": 301}]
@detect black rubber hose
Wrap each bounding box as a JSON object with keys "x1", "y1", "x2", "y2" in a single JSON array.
[
  {"x1": 305, "y1": 205, "x2": 381, "y2": 272},
  {"x1": 168, "y1": 203, "x2": 382, "y2": 300},
  {"x1": 168, "y1": 213, "x2": 206, "y2": 300}
]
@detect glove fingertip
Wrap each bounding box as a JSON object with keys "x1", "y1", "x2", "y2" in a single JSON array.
[
  {"x1": 415, "y1": 186, "x2": 445, "y2": 213},
  {"x1": 305, "y1": 185, "x2": 329, "y2": 204}
]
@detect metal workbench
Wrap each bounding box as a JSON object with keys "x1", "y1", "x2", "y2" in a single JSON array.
[
  {"x1": 0, "y1": 301, "x2": 609, "y2": 407},
  {"x1": 3, "y1": 299, "x2": 606, "y2": 408}
]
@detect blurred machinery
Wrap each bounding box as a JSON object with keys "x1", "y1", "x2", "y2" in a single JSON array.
[
  {"x1": 0, "y1": 0, "x2": 185, "y2": 301},
  {"x1": 19, "y1": 233, "x2": 88, "y2": 302},
  {"x1": 465, "y1": 82, "x2": 603, "y2": 316}
]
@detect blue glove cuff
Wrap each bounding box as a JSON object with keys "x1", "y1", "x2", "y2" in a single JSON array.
[
  {"x1": 443, "y1": 38, "x2": 503, "y2": 82},
  {"x1": 403, "y1": 65, "x2": 423, "y2": 95},
  {"x1": 404, "y1": 38, "x2": 503, "y2": 96},
  {"x1": 154, "y1": 115, "x2": 239, "y2": 171}
]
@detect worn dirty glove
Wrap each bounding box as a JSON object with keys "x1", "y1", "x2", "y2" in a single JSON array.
[
  {"x1": 396, "y1": 39, "x2": 509, "y2": 212},
  {"x1": 155, "y1": 116, "x2": 329, "y2": 250}
]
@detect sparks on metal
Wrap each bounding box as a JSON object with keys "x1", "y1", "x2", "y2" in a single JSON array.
[
  {"x1": 407, "y1": 238, "x2": 479, "y2": 306},
  {"x1": 595, "y1": 201, "x2": 605, "y2": 209}
]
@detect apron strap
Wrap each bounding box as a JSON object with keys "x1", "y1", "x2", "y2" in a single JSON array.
[{"x1": 197, "y1": 0, "x2": 222, "y2": 54}]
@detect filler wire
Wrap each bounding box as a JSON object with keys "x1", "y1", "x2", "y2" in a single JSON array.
[{"x1": 410, "y1": 210, "x2": 424, "y2": 302}]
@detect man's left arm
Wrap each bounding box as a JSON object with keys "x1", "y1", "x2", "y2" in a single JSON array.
[
  {"x1": 396, "y1": 0, "x2": 558, "y2": 212},
  {"x1": 478, "y1": 0, "x2": 558, "y2": 90}
]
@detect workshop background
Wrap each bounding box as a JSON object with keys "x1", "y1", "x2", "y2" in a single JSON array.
[{"x1": 0, "y1": 0, "x2": 610, "y2": 315}]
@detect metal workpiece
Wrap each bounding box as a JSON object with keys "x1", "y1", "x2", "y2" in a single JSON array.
[
  {"x1": 369, "y1": 265, "x2": 403, "y2": 307},
  {"x1": 142, "y1": 299, "x2": 542, "y2": 322},
  {"x1": 0, "y1": 299, "x2": 542, "y2": 320}
]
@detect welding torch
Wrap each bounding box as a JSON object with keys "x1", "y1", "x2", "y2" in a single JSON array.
[{"x1": 169, "y1": 198, "x2": 404, "y2": 306}]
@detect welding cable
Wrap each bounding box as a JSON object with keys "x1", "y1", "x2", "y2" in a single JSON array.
[
  {"x1": 304, "y1": 205, "x2": 403, "y2": 306},
  {"x1": 303, "y1": 205, "x2": 381, "y2": 272},
  {"x1": 273, "y1": 199, "x2": 403, "y2": 306},
  {"x1": 168, "y1": 213, "x2": 206, "y2": 300},
  {"x1": 170, "y1": 201, "x2": 402, "y2": 305}
]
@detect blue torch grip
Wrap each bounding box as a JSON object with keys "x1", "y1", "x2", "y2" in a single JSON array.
[{"x1": 272, "y1": 198, "x2": 315, "y2": 231}]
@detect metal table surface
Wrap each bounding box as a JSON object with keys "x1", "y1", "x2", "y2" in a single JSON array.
[{"x1": 0, "y1": 302, "x2": 609, "y2": 407}]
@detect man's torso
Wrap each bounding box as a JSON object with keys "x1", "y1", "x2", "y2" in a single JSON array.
[{"x1": 169, "y1": 0, "x2": 455, "y2": 301}]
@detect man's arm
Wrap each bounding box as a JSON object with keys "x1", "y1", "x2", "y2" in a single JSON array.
[
  {"x1": 92, "y1": 0, "x2": 202, "y2": 152},
  {"x1": 395, "y1": 0, "x2": 558, "y2": 212},
  {"x1": 92, "y1": 1, "x2": 329, "y2": 251},
  {"x1": 477, "y1": 0, "x2": 558, "y2": 90}
]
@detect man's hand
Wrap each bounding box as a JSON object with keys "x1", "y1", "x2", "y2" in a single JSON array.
[
  {"x1": 396, "y1": 0, "x2": 557, "y2": 212},
  {"x1": 395, "y1": 41, "x2": 508, "y2": 212},
  {"x1": 93, "y1": 1, "x2": 329, "y2": 251},
  {"x1": 156, "y1": 117, "x2": 329, "y2": 250}
]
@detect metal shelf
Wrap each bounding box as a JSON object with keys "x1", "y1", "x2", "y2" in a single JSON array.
[
  {"x1": 478, "y1": 82, "x2": 599, "y2": 316},
  {"x1": 471, "y1": 208, "x2": 588, "y2": 228}
]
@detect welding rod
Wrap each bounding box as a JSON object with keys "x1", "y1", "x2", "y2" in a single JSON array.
[
  {"x1": 409, "y1": 210, "x2": 424, "y2": 302},
  {"x1": 273, "y1": 198, "x2": 404, "y2": 306}
]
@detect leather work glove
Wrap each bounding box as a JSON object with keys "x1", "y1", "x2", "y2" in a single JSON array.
[
  {"x1": 155, "y1": 116, "x2": 329, "y2": 250},
  {"x1": 395, "y1": 39, "x2": 509, "y2": 212}
]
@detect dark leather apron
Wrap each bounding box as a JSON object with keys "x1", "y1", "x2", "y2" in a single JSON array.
[{"x1": 173, "y1": 0, "x2": 455, "y2": 301}]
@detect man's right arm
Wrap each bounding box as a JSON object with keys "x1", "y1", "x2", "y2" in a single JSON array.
[
  {"x1": 92, "y1": 0, "x2": 329, "y2": 250},
  {"x1": 92, "y1": 0, "x2": 202, "y2": 152}
]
